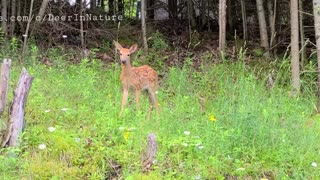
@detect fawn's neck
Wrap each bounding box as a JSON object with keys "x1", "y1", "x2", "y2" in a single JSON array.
[{"x1": 121, "y1": 62, "x2": 133, "y2": 77}]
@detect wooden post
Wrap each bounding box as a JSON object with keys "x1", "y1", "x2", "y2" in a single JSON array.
[
  {"x1": 2, "y1": 68, "x2": 33, "y2": 147},
  {"x1": 142, "y1": 133, "x2": 157, "y2": 171},
  {"x1": 0, "y1": 59, "x2": 11, "y2": 116}
]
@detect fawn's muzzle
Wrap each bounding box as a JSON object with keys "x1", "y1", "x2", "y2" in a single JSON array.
[{"x1": 121, "y1": 60, "x2": 127, "y2": 64}]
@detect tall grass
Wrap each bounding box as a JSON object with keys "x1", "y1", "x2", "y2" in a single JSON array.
[{"x1": 0, "y1": 50, "x2": 319, "y2": 179}]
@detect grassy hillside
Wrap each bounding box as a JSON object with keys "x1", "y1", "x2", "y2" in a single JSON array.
[{"x1": 0, "y1": 49, "x2": 320, "y2": 179}]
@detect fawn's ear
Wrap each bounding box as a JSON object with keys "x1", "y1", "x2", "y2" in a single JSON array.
[
  {"x1": 129, "y1": 44, "x2": 138, "y2": 53},
  {"x1": 113, "y1": 41, "x2": 123, "y2": 51}
]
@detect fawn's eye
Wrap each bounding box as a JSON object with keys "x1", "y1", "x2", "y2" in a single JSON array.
[{"x1": 127, "y1": 54, "x2": 130, "y2": 56}]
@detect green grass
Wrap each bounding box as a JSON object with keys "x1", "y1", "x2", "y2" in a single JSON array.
[{"x1": 0, "y1": 52, "x2": 320, "y2": 179}]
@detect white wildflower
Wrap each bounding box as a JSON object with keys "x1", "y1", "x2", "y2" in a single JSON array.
[
  {"x1": 311, "y1": 162, "x2": 317, "y2": 167},
  {"x1": 184, "y1": 131, "x2": 190, "y2": 135},
  {"x1": 44, "y1": 110, "x2": 51, "y2": 113},
  {"x1": 195, "y1": 174, "x2": 201, "y2": 180},
  {"x1": 119, "y1": 127, "x2": 125, "y2": 130},
  {"x1": 61, "y1": 108, "x2": 68, "y2": 111},
  {"x1": 75, "y1": 138, "x2": 81, "y2": 143},
  {"x1": 197, "y1": 145, "x2": 204, "y2": 149},
  {"x1": 38, "y1": 144, "x2": 46, "y2": 150},
  {"x1": 62, "y1": 35, "x2": 67, "y2": 38},
  {"x1": 48, "y1": 126, "x2": 56, "y2": 132},
  {"x1": 182, "y1": 142, "x2": 188, "y2": 147}
]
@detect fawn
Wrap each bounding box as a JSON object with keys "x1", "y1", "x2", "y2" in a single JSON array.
[{"x1": 114, "y1": 41, "x2": 159, "y2": 119}]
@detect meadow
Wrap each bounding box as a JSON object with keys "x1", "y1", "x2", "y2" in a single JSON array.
[{"x1": 0, "y1": 45, "x2": 320, "y2": 179}]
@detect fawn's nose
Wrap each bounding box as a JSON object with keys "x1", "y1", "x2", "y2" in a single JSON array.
[{"x1": 121, "y1": 60, "x2": 127, "y2": 64}]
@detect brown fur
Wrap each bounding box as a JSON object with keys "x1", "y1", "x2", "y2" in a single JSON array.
[{"x1": 114, "y1": 41, "x2": 159, "y2": 119}]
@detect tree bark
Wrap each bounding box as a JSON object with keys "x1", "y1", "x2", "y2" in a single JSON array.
[
  {"x1": 240, "y1": 0, "x2": 247, "y2": 41},
  {"x1": 141, "y1": 0, "x2": 148, "y2": 50},
  {"x1": 38, "y1": 0, "x2": 49, "y2": 21},
  {"x1": 299, "y1": 0, "x2": 306, "y2": 66},
  {"x1": 118, "y1": 0, "x2": 124, "y2": 16},
  {"x1": 2, "y1": 0, "x2": 8, "y2": 39},
  {"x1": 256, "y1": 0, "x2": 270, "y2": 56},
  {"x1": 2, "y1": 68, "x2": 33, "y2": 147},
  {"x1": 313, "y1": 0, "x2": 320, "y2": 110},
  {"x1": 201, "y1": 0, "x2": 207, "y2": 29},
  {"x1": 80, "y1": 0, "x2": 85, "y2": 49},
  {"x1": 219, "y1": 0, "x2": 227, "y2": 52},
  {"x1": 0, "y1": 59, "x2": 11, "y2": 117},
  {"x1": 291, "y1": 0, "x2": 300, "y2": 94},
  {"x1": 267, "y1": 0, "x2": 276, "y2": 49},
  {"x1": 108, "y1": 0, "x2": 114, "y2": 15},
  {"x1": 10, "y1": 0, "x2": 17, "y2": 36},
  {"x1": 168, "y1": 0, "x2": 177, "y2": 19},
  {"x1": 22, "y1": 0, "x2": 34, "y2": 56}
]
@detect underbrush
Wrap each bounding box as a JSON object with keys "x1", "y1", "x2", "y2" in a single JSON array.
[{"x1": 0, "y1": 52, "x2": 320, "y2": 179}]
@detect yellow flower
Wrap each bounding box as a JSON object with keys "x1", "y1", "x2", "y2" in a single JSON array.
[
  {"x1": 123, "y1": 131, "x2": 130, "y2": 141},
  {"x1": 260, "y1": 178, "x2": 268, "y2": 180},
  {"x1": 209, "y1": 115, "x2": 217, "y2": 122}
]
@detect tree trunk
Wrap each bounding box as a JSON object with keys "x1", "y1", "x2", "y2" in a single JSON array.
[
  {"x1": 17, "y1": 0, "x2": 23, "y2": 31},
  {"x1": 256, "y1": 0, "x2": 269, "y2": 56},
  {"x1": 299, "y1": 0, "x2": 306, "y2": 67},
  {"x1": 168, "y1": 0, "x2": 177, "y2": 19},
  {"x1": 2, "y1": 68, "x2": 33, "y2": 147},
  {"x1": 108, "y1": 0, "x2": 114, "y2": 15},
  {"x1": 147, "y1": 0, "x2": 154, "y2": 19},
  {"x1": 2, "y1": 0, "x2": 8, "y2": 39},
  {"x1": 291, "y1": 0, "x2": 300, "y2": 94},
  {"x1": 313, "y1": 0, "x2": 320, "y2": 110},
  {"x1": 0, "y1": 59, "x2": 11, "y2": 117},
  {"x1": 80, "y1": 0, "x2": 85, "y2": 49},
  {"x1": 38, "y1": 0, "x2": 49, "y2": 21},
  {"x1": 219, "y1": 0, "x2": 227, "y2": 52},
  {"x1": 141, "y1": 0, "x2": 148, "y2": 50},
  {"x1": 22, "y1": 0, "x2": 34, "y2": 56},
  {"x1": 187, "y1": 0, "x2": 196, "y2": 29},
  {"x1": 118, "y1": 0, "x2": 124, "y2": 16},
  {"x1": 240, "y1": 0, "x2": 247, "y2": 41},
  {"x1": 201, "y1": 0, "x2": 207, "y2": 29},
  {"x1": 267, "y1": 0, "x2": 276, "y2": 50},
  {"x1": 10, "y1": 0, "x2": 17, "y2": 36}
]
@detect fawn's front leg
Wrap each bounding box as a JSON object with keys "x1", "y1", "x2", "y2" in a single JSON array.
[
  {"x1": 135, "y1": 89, "x2": 141, "y2": 112},
  {"x1": 119, "y1": 88, "x2": 129, "y2": 118}
]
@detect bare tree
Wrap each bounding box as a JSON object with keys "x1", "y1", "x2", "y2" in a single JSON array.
[
  {"x1": 313, "y1": 0, "x2": 320, "y2": 109},
  {"x1": 256, "y1": 0, "x2": 269, "y2": 56},
  {"x1": 141, "y1": 0, "x2": 148, "y2": 50},
  {"x1": 219, "y1": 0, "x2": 227, "y2": 52},
  {"x1": 291, "y1": 0, "x2": 300, "y2": 94}
]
